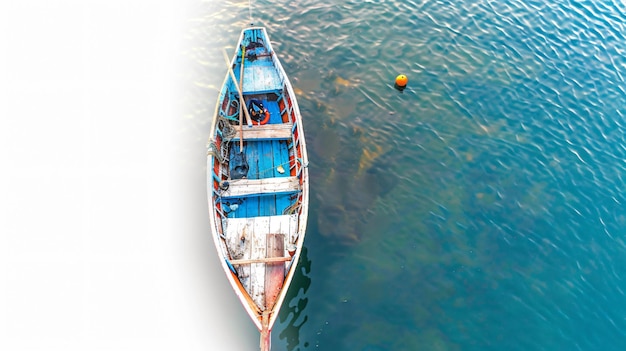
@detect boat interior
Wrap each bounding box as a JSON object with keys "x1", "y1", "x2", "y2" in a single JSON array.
[
  {"x1": 207, "y1": 28, "x2": 309, "y2": 337},
  {"x1": 210, "y1": 30, "x2": 304, "y2": 220}
]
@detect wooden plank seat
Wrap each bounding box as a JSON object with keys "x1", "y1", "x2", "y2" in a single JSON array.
[
  {"x1": 229, "y1": 255, "x2": 293, "y2": 265},
  {"x1": 222, "y1": 176, "x2": 299, "y2": 197},
  {"x1": 232, "y1": 123, "x2": 293, "y2": 140}
]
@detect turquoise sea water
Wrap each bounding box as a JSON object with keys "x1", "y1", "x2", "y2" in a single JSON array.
[{"x1": 189, "y1": 0, "x2": 626, "y2": 349}]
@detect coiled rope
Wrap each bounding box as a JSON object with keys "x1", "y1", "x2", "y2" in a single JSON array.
[{"x1": 207, "y1": 117, "x2": 238, "y2": 163}]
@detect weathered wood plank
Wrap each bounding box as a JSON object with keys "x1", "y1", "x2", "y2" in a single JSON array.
[
  {"x1": 265, "y1": 233, "x2": 285, "y2": 309},
  {"x1": 225, "y1": 215, "x2": 295, "y2": 241},
  {"x1": 249, "y1": 216, "x2": 269, "y2": 308},
  {"x1": 231, "y1": 123, "x2": 293, "y2": 140},
  {"x1": 224, "y1": 215, "x2": 295, "y2": 310},
  {"x1": 270, "y1": 214, "x2": 298, "y2": 246},
  {"x1": 230, "y1": 256, "x2": 293, "y2": 265},
  {"x1": 224, "y1": 176, "x2": 299, "y2": 197},
  {"x1": 224, "y1": 217, "x2": 254, "y2": 291}
]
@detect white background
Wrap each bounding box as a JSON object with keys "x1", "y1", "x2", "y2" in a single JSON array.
[{"x1": 1, "y1": 1, "x2": 257, "y2": 349}]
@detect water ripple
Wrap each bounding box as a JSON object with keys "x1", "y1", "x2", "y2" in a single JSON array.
[{"x1": 188, "y1": 0, "x2": 626, "y2": 349}]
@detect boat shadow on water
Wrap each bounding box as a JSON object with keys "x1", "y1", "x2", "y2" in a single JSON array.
[{"x1": 276, "y1": 246, "x2": 312, "y2": 351}]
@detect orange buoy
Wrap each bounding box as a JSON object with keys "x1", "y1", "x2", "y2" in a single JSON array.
[
  {"x1": 395, "y1": 74, "x2": 408, "y2": 90},
  {"x1": 257, "y1": 109, "x2": 270, "y2": 125}
]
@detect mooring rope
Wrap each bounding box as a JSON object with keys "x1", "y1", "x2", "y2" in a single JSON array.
[
  {"x1": 256, "y1": 160, "x2": 291, "y2": 177},
  {"x1": 283, "y1": 202, "x2": 301, "y2": 215}
]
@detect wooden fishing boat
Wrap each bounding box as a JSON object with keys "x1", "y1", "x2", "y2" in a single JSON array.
[{"x1": 206, "y1": 27, "x2": 309, "y2": 351}]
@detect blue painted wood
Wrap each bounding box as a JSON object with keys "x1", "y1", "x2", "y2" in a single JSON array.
[
  {"x1": 260, "y1": 139, "x2": 273, "y2": 216},
  {"x1": 243, "y1": 64, "x2": 282, "y2": 94},
  {"x1": 246, "y1": 141, "x2": 260, "y2": 216},
  {"x1": 222, "y1": 136, "x2": 294, "y2": 218},
  {"x1": 276, "y1": 139, "x2": 291, "y2": 213},
  {"x1": 269, "y1": 140, "x2": 279, "y2": 178},
  {"x1": 264, "y1": 100, "x2": 282, "y2": 124},
  {"x1": 276, "y1": 193, "x2": 291, "y2": 215},
  {"x1": 217, "y1": 27, "x2": 306, "y2": 219},
  {"x1": 277, "y1": 140, "x2": 290, "y2": 178}
]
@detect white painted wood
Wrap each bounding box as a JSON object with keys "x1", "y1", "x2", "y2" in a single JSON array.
[
  {"x1": 288, "y1": 214, "x2": 299, "y2": 247},
  {"x1": 223, "y1": 217, "x2": 254, "y2": 290},
  {"x1": 269, "y1": 214, "x2": 298, "y2": 254},
  {"x1": 224, "y1": 176, "x2": 299, "y2": 197},
  {"x1": 224, "y1": 215, "x2": 295, "y2": 309},
  {"x1": 249, "y1": 216, "x2": 269, "y2": 308}
]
